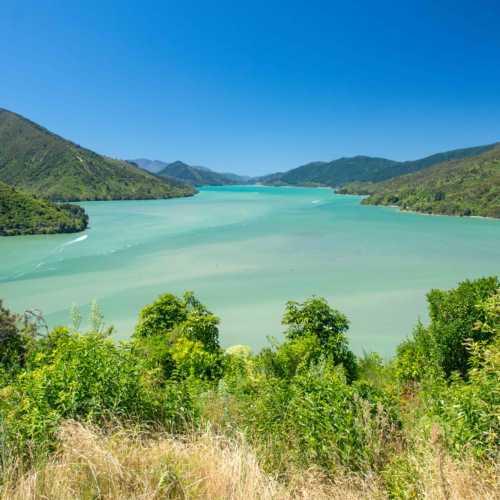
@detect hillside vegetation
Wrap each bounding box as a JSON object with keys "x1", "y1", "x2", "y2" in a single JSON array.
[
  {"x1": 0, "y1": 276, "x2": 498, "y2": 498},
  {"x1": 341, "y1": 146, "x2": 500, "y2": 218},
  {"x1": 0, "y1": 109, "x2": 196, "y2": 201},
  {"x1": 0, "y1": 181, "x2": 88, "y2": 236},
  {"x1": 259, "y1": 143, "x2": 497, "y2": 188}
]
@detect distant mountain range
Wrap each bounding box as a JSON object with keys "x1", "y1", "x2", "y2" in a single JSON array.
[
  {"x1": 0, "y1": 109, "x2": 196, "y2": 202},
  {"x1": 339, "y1": 145, "x2": 500, "y2": 218},
  {"x1": 257, "y1": 144, "x2": 497, "y2": 187},
  {"x1": 1, "y1": 106, "x2": 498, "y2": 233},
  {"x1": 133, "y1": 142, "x2": 498, "y2": 195},
  {"x1": 131, "y1": 158, "x2": 250, "y2": 186}
]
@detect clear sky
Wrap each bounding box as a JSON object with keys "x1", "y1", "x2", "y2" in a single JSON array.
[{"x1": 2, "y1": 0, "x2": 500, "y2": 175}]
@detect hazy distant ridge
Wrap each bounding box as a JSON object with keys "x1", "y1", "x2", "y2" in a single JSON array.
[
  {"x1": 131, "y1": 158, "x2": 248, "y2": 186},
  {"x1": 258, "y1": 143, "x2": 497, "y2": 187}
]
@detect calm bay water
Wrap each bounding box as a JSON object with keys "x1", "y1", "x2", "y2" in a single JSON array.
[{"x1": 1, "y1": 186, "x2": 499, "y2": 355}]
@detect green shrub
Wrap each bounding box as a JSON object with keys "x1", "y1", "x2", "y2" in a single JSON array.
[
  {"x1": 268, "y1": 297, "x2": 358, "y2": 381},
  {"x1": 426, "y1": 276, "x2": 498, "y2": 378},
  {"x1": 134, "y1": 292, "x2": 219, "y2": 351},
  {"x1": 132, "y1": 292, "x2": 223, "y2": 382},
  {"x1": 255, "y1": 334, "x2": 322, "y2": 379},
  {"x1": 395, "y1": 321, "x2": 439, "y2": 383},
  {"x1": 241, "y1": 362, "x2": 398, "y2": 473},
  {"x1": 170, "y1": 337, "x2": 223, "y2": 380},
  {"x1": 423, "y1": 293, "x2": 499, "y2": 459},
  {"x1": 356, "y1": 352, "x2": 395, "y2": 391},
  {"x1": 395, "y1": 277, "x2": 499, "y2": 381},
  {"x1": 0, "y1": 301, "x2": 37, "y2": 373},
  {"x1": 0, "y1": 328, "x2": 197, "y2": 460}
]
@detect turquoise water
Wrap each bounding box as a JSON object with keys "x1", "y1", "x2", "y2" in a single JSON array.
[{"x1": 1, "y1": 186, "x2": 499, "y2": 355}]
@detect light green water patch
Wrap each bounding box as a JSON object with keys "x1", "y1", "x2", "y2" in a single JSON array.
[{"x1": 1, "y1": 185, "x2": 499, "y2": 355}]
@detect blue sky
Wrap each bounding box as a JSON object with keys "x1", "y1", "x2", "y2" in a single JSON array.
[{"x1": 2, "y1": 0, "x2": 500, "y2": 175}]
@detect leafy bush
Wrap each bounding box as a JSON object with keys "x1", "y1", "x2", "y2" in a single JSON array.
[
  {"x1": 133, "y1": 292, "x2": 223, "y2": 381},
  {"x1": 0, "y1": 300, "x2": 37, "y2": 373},
  {"x1": 240, "y1": 362, "x2": 398, "y2": 473},
  {"x1": 432, "y1": 339, "x2": 499, "y2": 459},
  {"x1": 255, "y1": 334, "x2": 323, "y2": 380},
  {"x1": 395, "y1": 321, "x2": 438, "y2": 383},
  {"x1": 423, "y1": 292, "x2": 499, "y2": 458},
  {"x1": 395, "y1": 277, "x2": 499, "y2": 381},
  {"x1": 278, "y1": 297, "x2": 357, "y2": 380},
  {"x1": 426, "y1": 277, "x2": 498, "y2": 377},
  {"x1": 134, "y1": 292, "x2": 220, "y2": 352},
  {"x1": 0, "y1": 327, "x2": 197, "y2": 459}
]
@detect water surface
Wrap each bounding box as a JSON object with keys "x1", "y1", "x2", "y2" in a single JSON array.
[{"x1": 1, "y1": 186, "x2": 499, "y2": 355}]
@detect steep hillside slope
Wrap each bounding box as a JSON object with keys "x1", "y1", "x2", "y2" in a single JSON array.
[
  {"x1": 356, "y1": 146, "x2": 500, "y2": 218},
  {"x1": 0, "y1": 181, "x2": 88, "y2": 235},
  {"x1": 259, "y1": 144, "x2": 497, "y2": 187},
  {"x1": 156, "y1": 161, "x2": 238, "y2": 186},
  {"x1": 0, "y1": 109, "x2": 195, "y2": 201}
]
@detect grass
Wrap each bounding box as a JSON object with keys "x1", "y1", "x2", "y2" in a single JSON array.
[{"x1": 1, "y1": 420, "x2": 497, "y2": 500}]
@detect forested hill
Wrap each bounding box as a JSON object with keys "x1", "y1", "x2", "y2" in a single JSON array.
[
  {"x1": 0, "y1": 109, "x2": 196, "y2": 201},
  {"x1": 258, "y1": 143, "x2": 497, "y2": 187},
  {"x1": 156, "y1": 160, "x2": 240, "y2": 186},
  {"x1": 0, "y1": 181, "x2": 88, "y2": 236},
  {"x1": 341, "y1": 146, "x2": 500, "y2": 218},
  {"x1": 258, "y1": 156, "x2": 398, "y2": 186},
  {"x1": 131, "y1": 158, "x2": 250, "y2": 186}
]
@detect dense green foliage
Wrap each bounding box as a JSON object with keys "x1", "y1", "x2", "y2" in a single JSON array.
[
  {"x1": 0, "y1": 300, "x2": 37, "y2": 372},
  {"x1": 259, "y1": 156, "x2": 399, "y2": 186},
  {"x1": 0, "y1": 277, "x2": 498, "y2": 494},
  {"x1": 395, "y1": 277, "x2": 499, "y2": 380},
  {"x1": 132, "y1": 292, "x2": 223, "y2": 380},
  {"x1": 258, "y1": 143, "x2": 496, "y2": 188},
  {"x1": 340, "y1": 146, "x2": 500, "y2": 218},
  {"x1": 0, "y1": 181, "x2": 88, "y2": 235},
  {"x1": 0, "y1": 109, "x2": 196, "y2": 201}
]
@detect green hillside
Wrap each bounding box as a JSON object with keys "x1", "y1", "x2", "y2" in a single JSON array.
[
  {"x1": 0, "y1": 181, "x2": 88, "y2": 236},
  {"x1": 264, "y1": 156, "x2": 398, "y2": 186},
  {"x1": 259, "y1": 144, "x2": 497, "y2": 187},
  {"x1": 347, "y1": 146, "x2": 500, "y2": 218},
  {"x1": 0, "y1": 109, "x2": 196, "y2": 201},
  {"x1": 156, "y1": 160, "x2": 238, "y2": 186}
]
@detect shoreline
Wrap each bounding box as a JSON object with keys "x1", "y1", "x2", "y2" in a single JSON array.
[{"x1": 371, "y1": 203, "x2": 500, "y2": 221}]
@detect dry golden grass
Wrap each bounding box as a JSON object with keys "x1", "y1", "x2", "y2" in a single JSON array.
[{"x1": 1, "y1": 421, "x2": 497, "y2": 500}]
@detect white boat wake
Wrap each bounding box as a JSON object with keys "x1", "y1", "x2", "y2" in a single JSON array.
[{"x1": 62, "y1": 234, "x2": 88, "y2": 247}]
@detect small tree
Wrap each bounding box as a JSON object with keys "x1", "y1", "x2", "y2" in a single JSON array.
[
  {"x1": 395, "y1": 277, "x2": 499, "y2": 382},
  {"x1": 282, "y1": 297, "x2": 357, "y2": 381},
  {"x1": 133, "y1": 292, "x2": 222, "y2": 381},
  {"x1": 426, "y1": 276, "x2": 498, "y2": 377}
]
